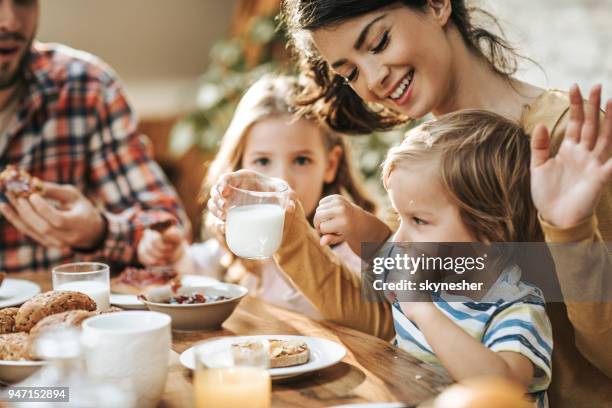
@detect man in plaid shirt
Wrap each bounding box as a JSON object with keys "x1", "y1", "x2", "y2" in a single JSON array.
[{"x1": 0, "y1": 1, "x2": 190, "y2": 272}]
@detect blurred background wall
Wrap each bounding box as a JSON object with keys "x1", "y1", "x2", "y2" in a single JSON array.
[
  {"x1": 485, "y1": 0, "x2": 612, "y2": 100},
  {"x1": 39, "y1": 1, "x2": 611, "y2": 116},
  {"x1": 38, "y1": 0, "x2": 238, "y2": 117}
]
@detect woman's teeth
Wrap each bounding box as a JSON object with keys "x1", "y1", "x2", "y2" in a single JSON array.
[{"x1": 389, "y1": 71, "x2": 414, "y2": 101}]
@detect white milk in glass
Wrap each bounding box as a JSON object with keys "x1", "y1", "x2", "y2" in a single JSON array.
[
  {"x1": 56, "y1": 281, "x2": 110, "y2": 310},
  {"x1": 226, "y1": 204, "x2": 285, "y2": 258}
]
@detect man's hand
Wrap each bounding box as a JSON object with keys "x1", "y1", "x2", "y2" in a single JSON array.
[
  {"x1": 0, "y1": 182, "x2": 106, "y2": 250},
  {"x1": 313, "y1": 194, "x2": 391, "y2": 254}
]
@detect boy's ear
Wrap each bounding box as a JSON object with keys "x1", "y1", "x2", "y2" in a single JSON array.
[
  {"x1": 427, "y1": 0, "x2": 452, "y2": 27},
  {"x1": 324, "y1": 145, "x2": 343, "y2": 184}
]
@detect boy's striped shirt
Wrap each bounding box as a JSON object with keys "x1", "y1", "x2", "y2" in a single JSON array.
[{"x1": 392, "y1": 265, "x2": 553, "y2": 407}]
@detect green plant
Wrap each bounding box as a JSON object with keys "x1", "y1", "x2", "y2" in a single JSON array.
[{"x1": 170, "y1": 13, "x2": 287, "y2": 157}]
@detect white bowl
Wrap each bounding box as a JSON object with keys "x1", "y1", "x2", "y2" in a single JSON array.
[
  {"x1": 140, "y1": 283, "x2": 248, "y2": 331},
  {"x1": 0, "y1": 360, "x2": 46, "y2": 383}
]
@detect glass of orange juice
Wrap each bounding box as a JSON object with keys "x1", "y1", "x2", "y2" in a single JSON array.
[{"x1": 194, "y1": 338, "x2": 271, "y2": 408}]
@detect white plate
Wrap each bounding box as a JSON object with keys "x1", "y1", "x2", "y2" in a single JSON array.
[
  {"x1": 180, "y1": 335, "x2": 346, "y2": 380},
  {"x1": 109, "y1": 293, "x2": 146, "y2": 309},
  {"x1": 0, "y1": 279, "x2": 41, "y2": 308},
  {"x1": 110, "y1": 275, "x2": 219, "y2": 309},
  {"x1": 0, "y1": 360, "x2": 47, "y2": 384}
]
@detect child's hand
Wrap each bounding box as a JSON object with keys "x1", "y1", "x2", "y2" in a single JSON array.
[
  {"x1": 530, "y1": 84, "x2": 612, "y2": 228},
  {"x1": 137, "y1": 226, "x2": 186, "y2": 266},
  {"x1": 398, "y1": 301, "x2": 438, "y2": 322},
  {"x1": 314, "y1": 194, "x2": 391, "y2": 253}
]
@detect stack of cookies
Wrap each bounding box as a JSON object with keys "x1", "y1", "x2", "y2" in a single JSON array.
[{"x1": 0, "y1": 291, "x2": 119, "y2": 361}]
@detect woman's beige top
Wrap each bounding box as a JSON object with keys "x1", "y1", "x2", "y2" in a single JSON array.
[{"x1": 272, "y1": 90, "x2": 612, "y2": 407}]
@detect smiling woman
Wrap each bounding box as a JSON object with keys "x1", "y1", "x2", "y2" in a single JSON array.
[
  {"x1": 282, "y1": 0, "x2": 527, "y2": 133},
  {"x1": 270, "y1": 1, "x2": 612, "y2": 407}
]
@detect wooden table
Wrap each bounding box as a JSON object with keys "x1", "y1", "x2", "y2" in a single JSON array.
[{"x1": 10, "y1": 272, "x2": 451, "y2": 407}]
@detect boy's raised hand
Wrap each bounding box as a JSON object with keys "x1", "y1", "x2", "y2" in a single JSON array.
[
  {"x1": 530, "y1": 84, "x2": 612, "y2": 229},
  {"x1": 314, "y1": 194, "x2": 391, "y2": 253}
]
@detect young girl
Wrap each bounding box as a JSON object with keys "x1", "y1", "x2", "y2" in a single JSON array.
[
  {"x1": 380, "y1": 111, "x2": 553, "y2": 406},
  {"x1": 137, "y1": 75, "x2": 377, "y2": 318}
]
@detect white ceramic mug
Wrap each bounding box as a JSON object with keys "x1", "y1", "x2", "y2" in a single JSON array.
[{"x1": 81, "y1": 311, "x2": 171, "y2": 408}]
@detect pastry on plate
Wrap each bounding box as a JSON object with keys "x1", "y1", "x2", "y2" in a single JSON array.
[
  {"x1": 0, "y1": 307, "x2": 19, "y2": 334},
  {"x1": 232, "y1": 339, "x2": 310, "y2": 368},
  {"x1": 111, "y1": 267, "x2": 179, "y2": 295},
  {"x1": 268, "y1": 339, "x2": 310, "y2": 368},
  {"x1": 99, "y1": 306, "x2": 123, "y2": 314},
  {"x1": 28, "y1": 309, "x2": 96, "y2": 358},
  {"x1": 28, "y1": 305, "x2": 121, "y2": 338},
  {"x1": 29, "y1": 309, "x2": 95, "y2": 341},
  {"x1": 0, "y1": 165, "x2": 44, "y2": 198},
  {"x1": 0, "y1": 332, "x2": 32, "y2": 361},
  {"x1": 15, "y1": 291, "x2": 96, "y2": 332},
  {"x1": 1, "y1": 302, "x2": 121, "y2": 361}
]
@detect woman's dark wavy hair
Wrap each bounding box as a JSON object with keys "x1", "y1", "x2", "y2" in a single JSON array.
[{"x1": 281, "y1": 0, "x2": 523, "y2": 134}]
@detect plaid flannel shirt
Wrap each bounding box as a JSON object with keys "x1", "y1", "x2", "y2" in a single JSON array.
[{"x1": 0, "y1": 42, "x2": 190, "y2": 273}]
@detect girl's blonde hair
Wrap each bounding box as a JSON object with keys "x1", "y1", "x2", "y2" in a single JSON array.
[
  {"x1": 202, "y1": 75, "x2": 376, "y2": 229},
  {"x1": 382, "y1": 110, "x2": 542, "y2": 243}
]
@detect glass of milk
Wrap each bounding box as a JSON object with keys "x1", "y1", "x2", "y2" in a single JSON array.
[
  {"x1": 225, "y1": 176, "x2": 290, "y2": 259},
  {"x1": 52, "y1": 262, "x2": 110, "y2": 310}
]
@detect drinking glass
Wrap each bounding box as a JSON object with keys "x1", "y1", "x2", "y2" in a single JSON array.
[
  {"x1": 52, "y1": 262, "x2": 110, "y2": 310},
  {"x1": 194, "y1": 338, "x2": 271, "y2": 408},
  {"x1": 225, "y1": 175, "x2": 290, "y2": 259}
]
